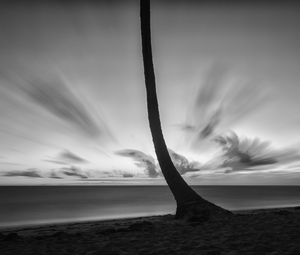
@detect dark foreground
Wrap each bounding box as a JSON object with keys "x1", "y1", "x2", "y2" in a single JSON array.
[{"x1": 1, "y1": 207, "x2": 300, "y2": 255}]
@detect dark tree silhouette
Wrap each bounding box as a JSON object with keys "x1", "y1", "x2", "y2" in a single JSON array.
[{"x1": 140, "y1": 0, "x2": 231, "y2": 221}]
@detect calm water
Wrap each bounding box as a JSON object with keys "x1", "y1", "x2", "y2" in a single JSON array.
[{"x1": 0, "y1": 185, "x2": 299, "y2": 227}]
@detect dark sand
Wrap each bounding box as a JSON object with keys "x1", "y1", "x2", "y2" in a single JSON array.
[{"x1": 1, "y1": 207, "x2": 300, "y2": 255}]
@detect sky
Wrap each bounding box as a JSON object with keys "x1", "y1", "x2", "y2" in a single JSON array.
[{"x1": 0, "y1": 0, "x2": 300, "y2": 185}]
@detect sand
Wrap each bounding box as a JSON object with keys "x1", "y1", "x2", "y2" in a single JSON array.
[{"x1": 1, "y1": 207, "x2": 300, "y2": 255}]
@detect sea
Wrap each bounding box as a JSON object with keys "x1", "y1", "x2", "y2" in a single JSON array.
[{"x1": 0, "y1": 185, "x2": 299, "y2": 227}]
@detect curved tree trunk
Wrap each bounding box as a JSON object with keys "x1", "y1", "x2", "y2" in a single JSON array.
[{"x1": 140, "y1": 0, "x2": 231, "y2": 221}]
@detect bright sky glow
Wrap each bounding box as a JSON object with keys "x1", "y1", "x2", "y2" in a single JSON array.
[{"x1": 0, "y1": 1, "x2": 300, "y2": 184}]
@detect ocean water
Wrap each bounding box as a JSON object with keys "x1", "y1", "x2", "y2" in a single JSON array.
[{"x1": 0, "y1": 185, "x2": 299, "y2": 227}]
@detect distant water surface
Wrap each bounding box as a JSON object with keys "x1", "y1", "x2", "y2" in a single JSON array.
[{"x1": 0, "y1": 185, "x2": 299, "y2": 227}]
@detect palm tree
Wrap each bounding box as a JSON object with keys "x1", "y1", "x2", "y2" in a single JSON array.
[{"x1": 140, "y1": 0, "x2": 231, "y2": 221}]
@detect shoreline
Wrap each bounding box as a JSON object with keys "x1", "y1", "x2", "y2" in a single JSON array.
[
  {"x1": 1, "y1": 205, "x2": 299, "y2": 233},
  {"x1": 1, "y1": 206, "x2": 300, "y2": 254}
]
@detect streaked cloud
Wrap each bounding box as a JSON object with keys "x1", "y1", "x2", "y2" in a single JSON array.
[
  {"x1": 57, "y1": 150, "x2": 89, "y2": 164},
  {"x1": 44, "y1": 150, "x2": 89, "y2": 167},
  {"x1": 122, "y1": 173, "x2": 134, "y2": 178},
  {"x1": 44, "y1": 159, "x2": 68, "y2": 166},
  {"x1": 1, "y1": 71, "x2": 113, "y2": 140},
  {"x1": 181, "y1": 63, "x2": 268, "y2": 147},
  {"x1": 49, "y1": 170, "x2": 63, "y2": 179},
  {"x1": 209, "y1": 131, "x2": 300, "y2": 173},
  {"x1": 168, "y1": 149, "x2": 200, "y2": 175},
  {"x1": 60, "y1": 166, "x2": 88, "y2": 179},
  {"x1": 3, "y1": 168, "x2": 42, "y2": 178},
  {"x1": 116, "y1": 148, "x2": 202, "y2": 177},
  {"x1": 115, "y1": 149, "x2": 159, "y2": 178}
]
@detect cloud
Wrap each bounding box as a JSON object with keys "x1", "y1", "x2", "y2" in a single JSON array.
[
  {"x1": 181, "y1": 63, "x2": 268, "y2": 146},
  {"x1": 115, "y1": 149, "x2": 159, "y2": 178},
  {"x1": 168, "y1": 149, "x2": 201, "y2": 175},
  {"x1": 1, "y1": 70, "x2": 113, "y2": 139},
  {"x1": 211, "y1": 131, "x2": 300, "y2": 173},
  {"x1": 3, "y1": 168, "x2": 42, "y2": 178},
  {"x1": 57, "y1": 150, "x2": 89, "y2": 164},
  {"x1": 60, "y1": 166, "x2": 88, "y2": 179},
  {"x1": 44, "y1": 159, "x2": 68, "y2": 165},
  {"x1": 49, "y1": 167, "x2": 115, "y2": 179},
  {"x1": 115, "y1": 148, "x2": 202, "y2": 177},
  {"x1": 44, "y1": 150, "x2": 89, "y2": 166},
  {"x1": 20, "y1": 76, "x2": 101, "y2": 137},
  {"x1": 2, "y1": 166, "x2": 138, "y2": 180},
  {"x1": 122, "y1": 173, "x2": 134, "y2": 178},
  {"x1": 49, "y1": 170, "x2": 63, "y2": 179}
]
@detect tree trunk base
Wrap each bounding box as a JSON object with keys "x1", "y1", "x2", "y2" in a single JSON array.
[{"x1": 175, "y1": 200, "x2": 233, "y2": 223}]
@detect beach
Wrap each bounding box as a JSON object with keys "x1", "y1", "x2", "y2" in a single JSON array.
[{"x1": 1, "y1": 207, "x2": 300, "y2": 255}]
